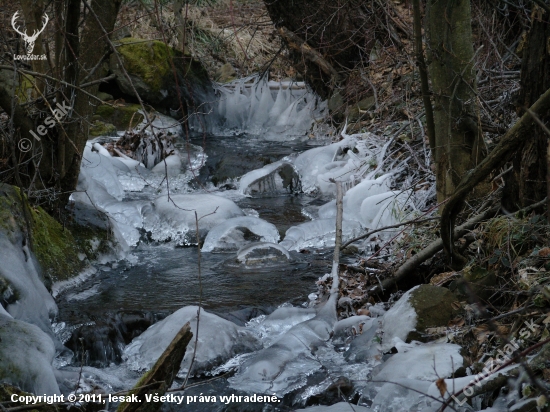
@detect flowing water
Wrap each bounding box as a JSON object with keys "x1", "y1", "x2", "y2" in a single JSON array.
[{"x1": 51, "y1": 77, "x2": 438, "y2": 411}]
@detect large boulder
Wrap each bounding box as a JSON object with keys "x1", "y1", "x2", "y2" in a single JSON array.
[{"x1": 109, "y1": 38, "x2": 212, "y2": 114}]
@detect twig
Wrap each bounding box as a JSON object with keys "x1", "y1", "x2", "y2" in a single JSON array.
[{"x1": 341, "y1": 217, "x2": 437, "y2": 250}]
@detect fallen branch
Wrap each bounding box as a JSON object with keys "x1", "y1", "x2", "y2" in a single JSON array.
[
  {"x1": 440, "y1": 86, "x2": 550, "y2": 269},
  {"x1": 117, "y1": 323, "x2": 192, "y2": 412}
]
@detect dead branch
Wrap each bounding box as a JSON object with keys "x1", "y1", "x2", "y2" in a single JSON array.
[
  {"x1": 117, "y1": 323, "x2": 192, "y2": 412},
  {"x1": 277, "y1": 26, "x2": 341, "y2": 83},
  {"x1": 440, "y1": 86, "x2": 550, "y2": 269},
  {"x1": 368, "y1": 205, "x2": 500, "y2": 297}
]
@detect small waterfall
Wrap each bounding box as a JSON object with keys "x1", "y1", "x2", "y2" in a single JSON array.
[{"x1": 188, "y1": 75, "x2": 327, "y2": 139}]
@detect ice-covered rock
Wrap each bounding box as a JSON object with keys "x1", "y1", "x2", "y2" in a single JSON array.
[
  {"x1": 367, "y1": 379, "x2": 434, "y2": 412},
  {"x1": 373, "y1": 343, "x2": 463, "y2": 382},
  {"x1": 381, "y1": 285, "x2": 459, "y2": 349},
  {"x1": 229, "y1": 271, "x2": 339, "y2": 395},
  {"x1": 0, "y1": 233, "x2": 57, "y2": 337},
  {"x1": 379, "y1": 288, "x2": 418, "y2": 351},
  {"x1": 81, "y1": 144, "x2": 124, "y2": 201},
  {"x1": 239, "y1": 161, "x2": 301, "y2": 196},
  {"x1": 151, "y1": 154, "x2": 182, "y2": 177},
  {"x1": 247, "y1": 305, "x2": 317, "y2": 347},
  {"x1": 123, "y1": 306, "x2": 261, "y2": 377},
  {"x1": 293, "y1": 137, "x2": 358, "y2": 194},
  {"x1": 332, "y1": 315, "x2": 374, "y2": 344},
  {"x1": 202, "y1": 217, "x2": 279, "y2": 252},
  {"x1": 318, "y1": 174, "x2": 393, "y2": 222},
  {"x1": 143, "y1": 194, "x2": 244, "y2": 244},
  {"x1": 359, "y1": 190, "x2": 410, "y2": 228},
  {"x1": 0, "y1": 315, "x2": 60, "y2": 395},
  {"x1": 236, "y1": 242, "x2": 290, "y2": 266},
  {"x1": 279, "y1": 218, "x2": 362, "y2": 251}
]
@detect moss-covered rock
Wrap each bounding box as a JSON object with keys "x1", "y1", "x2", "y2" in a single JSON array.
[
  {"x1": 109, "y1": 37, "x2": 212, "y2": 114},
  {"x1": 450, "y1": 266, "x2": 497, "y2": 302},
  {"x1": 0, "y1": 184, "x2": 111, "y2": 284},
  {"x1": 408, "y1": 285, "x2": 460, "y2": 334},
  {"x1": 95, "y1": 103, "x2": 144, "y2": 130},
  {"x1": 89, "y1": 120, "x2": 118, "y2": 137},
  {"x1": 214, "y1": 63, "x2": 237, "y2": 83}
]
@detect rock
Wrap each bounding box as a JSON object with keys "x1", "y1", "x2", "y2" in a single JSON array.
[
  {"x1": 95, "y1": 103, "x2": 144, "y2": 130},
  {"x1": 109, "y1": 37, "x2": 211, "y2": 114},
  {"x1": 408, "y1": 285, "x2": 460, "y2": 335},
  {"x1": 89, "y1": 120, "x2": 117, "y2": 137},
  {"x1": 66, "y1": 311, "x2": 160, "y2": 367},
  {"x1": 347, "y1": 96, "x2": 375, "y2": 122},
  {"x1": 123, "y1": 306, "x2": 261, "y2": 377},
  {"x1": 372, "y1": 342, "x2": 463, "y2": 382},
  {"x1": 450, "y1": 266, "x2": 497, "y2": 302},
  {"x1": 342, "y1": 245, "x2": 359, "y2": 255},
  {"x1": 0, "y1": 315, "x2": 60, "y2": 395},
  {"x1": 0, "y1": 184, "x2": 84, "y2": 284},
  {"x1": 328, "y1": 91, "x2": 345, "y2": 113},
  {"x1": 381, "y1": 285, "x2": 459, "y2": 347},
  {"x1": 97, "y1": 91, "x2": 114, "y2": 101},
  {"x1": 215, "y1": 63, "x2": 237, "y2": 83}
]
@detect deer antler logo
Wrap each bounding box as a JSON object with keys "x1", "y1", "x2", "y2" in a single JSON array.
[{"x1": 11, "y1": 11, "x2": 49, "y2": 55}]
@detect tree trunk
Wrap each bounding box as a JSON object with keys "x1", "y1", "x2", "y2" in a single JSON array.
[
  {"x1": 426, "y1": 0, "x2": 485, "y2": 203},
  {"x1": 0, "y1": 0, "x2": 122, "y2": 210},
  {"x1": 502, "y1": 3, "x2": 550, "y2": 211}
]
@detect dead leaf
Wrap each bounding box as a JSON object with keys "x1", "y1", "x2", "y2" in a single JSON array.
[
  {"x1": 448, "y1": 317, "x2": 465, "y2": 327},
  {"x1": 539, "y1": 247, "x2": 550, "y2": 257},
  {"x1": 436, "y1": 378, "x2": 447, "y2": 397}
]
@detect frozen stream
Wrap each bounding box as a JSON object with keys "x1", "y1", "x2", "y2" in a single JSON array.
[{"x1": 48, "y1": 77, "x2": 452, "y2": 412}]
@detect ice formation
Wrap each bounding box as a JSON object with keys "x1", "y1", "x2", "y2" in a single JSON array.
[
  {"x1": 0, "y1": 315, "x2": 60, "y2": 394},
  {"x1": 239, "y1": 161, "x2": 301, "y2": 196},
  {"x1": 236, "y1": 242, "x2": 290, "y2": 266},
  {"x1": 228, "y1": 261, "x2": 340, "y2": 395},
  {"x1": 279, "y1": 218, "x2": 362, "y2": 251},
  {"x1": 373, "y1": 343, "x2": 463, "y2": 382},
  {"x1": 123, "y1": 306, "x2": 260, "y2": 376},
  {"x1": 143, "y1": 194, "x2": 244, "y2": 244},
  {"x1": 379, "y1": 286, "x2": 419, "y2": 351},
  {"x1": 0, "y1": 233, "x2": 57, "y2": 337},
  {"x1": 205, "y1": 75, "x2": 326, "y2": 139},
  {"x1": 151, "y1": 154, "x2": 182, "y2": 176},
  {"x1": 202, "y1": 217, "x2": 279, "y2": 252}
]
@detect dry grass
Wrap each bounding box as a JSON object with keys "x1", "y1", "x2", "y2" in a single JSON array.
[{"x1": 115, "y1": 0, "x2": 288, "y2": 81}]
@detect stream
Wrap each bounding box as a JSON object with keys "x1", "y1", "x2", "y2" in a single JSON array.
[{"x1": 49, "y1": 77, "x2": 449, "y2": 412}]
